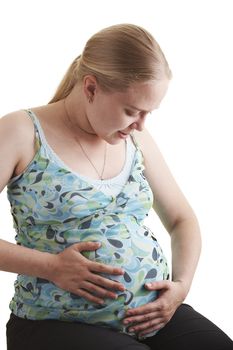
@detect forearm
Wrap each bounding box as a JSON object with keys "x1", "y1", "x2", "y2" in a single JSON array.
[
  {"x1": 170, "y1": 216, "x2": 202, "y2": 296},
  {"x1": 0, "y1": 238, "x2": 53, "y2": 279}
]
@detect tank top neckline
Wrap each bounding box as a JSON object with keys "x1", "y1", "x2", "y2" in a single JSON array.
[{"x1": 27, "y1": 108, "x2": 140, "y2": 187}]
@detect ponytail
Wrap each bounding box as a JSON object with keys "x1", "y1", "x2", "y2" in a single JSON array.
[{"x1": 49, "y1": 55, "x2": 81, "y2": 104}]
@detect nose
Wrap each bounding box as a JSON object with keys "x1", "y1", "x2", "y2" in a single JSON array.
[{"x1": 130, "y1": 114, "x2": 147, "y2": 132}]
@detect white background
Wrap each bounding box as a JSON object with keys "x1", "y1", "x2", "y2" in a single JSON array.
[{"x1": 0, "y1": 0, "x2": 232, "y2": 348}]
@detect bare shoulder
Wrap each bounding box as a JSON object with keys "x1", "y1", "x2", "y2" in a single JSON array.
[
  {"x1": 0, "y1": 109, "x2": 34, "y2": 135},
  {"x1": 132, "y1": 127, "x2": 170, "y2": 188},
  {"x1": 133, "y1": 127, "x2": 173, "y2": 186},
  {"x1": 0, "y1": 109, "x2": 35, "y2": 151},
  {"x1": 133, "y1": 128, "x2": 161, "y2": 161},
  {"x1": 0, "y1": 110, "x2": 35, "y2": 190}
]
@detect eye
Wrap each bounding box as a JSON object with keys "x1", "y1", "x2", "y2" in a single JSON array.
[{"x1": 125, "y1": 109, "x2": 138, "y2": 117}]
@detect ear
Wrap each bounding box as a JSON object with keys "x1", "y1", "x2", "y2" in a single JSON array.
[{"x1": 83, "y1": 75, "x2": 98, "y2": 102}]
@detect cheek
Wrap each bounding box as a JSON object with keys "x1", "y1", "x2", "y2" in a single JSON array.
[
  {"x1": 99, "y1": 112, "x2": 123, "y2": 129},
  {"x1": 91, "y1": 103, "x2": 126, "y2": 130}
]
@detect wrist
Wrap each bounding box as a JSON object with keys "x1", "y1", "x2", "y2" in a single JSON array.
[
  {"x1": 41, "y1": 252, "x2": 58, "y2": 282},
  {"x1": 172, "y1": 279, "x2": 190, "y2": 299}
]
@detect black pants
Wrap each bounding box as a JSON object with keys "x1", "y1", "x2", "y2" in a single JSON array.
[{"x1": 6, "y1": 304, "x2": 233, "y2": 350}]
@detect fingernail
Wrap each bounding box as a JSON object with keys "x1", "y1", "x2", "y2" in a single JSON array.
[{"x1": 146, "y1": 283, "x2": 152, "y2": 287}]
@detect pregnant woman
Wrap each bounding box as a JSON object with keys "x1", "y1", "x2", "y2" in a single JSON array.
[{"x1": 1, "y1": 24, "x2": 232, "y2": 350}]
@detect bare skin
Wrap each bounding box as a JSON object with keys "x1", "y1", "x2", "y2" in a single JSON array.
[{"x1": 0, "y1": 76, "x2": 201, "y2": 336}]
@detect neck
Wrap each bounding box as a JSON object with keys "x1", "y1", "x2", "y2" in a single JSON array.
[{"x1": 63, "y1": 87, "x2": 96, "y2": 136}]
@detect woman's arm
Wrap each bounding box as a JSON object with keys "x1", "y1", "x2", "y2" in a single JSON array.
[
  {"x1": 170, "y1": 216, "x2": 201, "y2": 296},
  {"x1": 0, "y1": 238, "x2": 54, "y2": 278},
  {"x1": 134, "y1": 127, "x2": 201, "y2": 292},
  {"x1": 0, "y1": 111, "x2": 50, "y2": 277}
]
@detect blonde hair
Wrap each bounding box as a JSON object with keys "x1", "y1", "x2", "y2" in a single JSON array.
[{"x1": 49, "y1": 24, "x2": 172, "y2": 103}]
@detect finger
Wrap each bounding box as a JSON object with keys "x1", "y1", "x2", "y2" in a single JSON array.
[
  {"x1": 126, "y1": 293, "x2": 172, "y2": 316},
  {"x1": 139, "y1": 323, "x2": 165, "y2": 337},
  {"x1": 90, "y1": 261, "x2": 124, "y2": 276},
  {"x1": 81, "y1": 281, "x2": 118, "y2": 300},
  {"x1": 73, "y1": 241, "x2": 101, "y2": 252},
  {"x1": 128, "y1": 318, "x2": 164, "y2": 333},
  {"x1": 75, "y1": 288, "x2": 104, "y2": 305},
  {"x1": 90, "y1": 274, "x2": 125, "y2": 292},
  {"x1": 145, "y1": 280, "x2": 171, "y2": 291},
  {"x1": 126, "y1": 301, "x2": 158, "y2": 316},
  {"x1": 123, "y1": 311, "x2": 160, "y2": 326}
]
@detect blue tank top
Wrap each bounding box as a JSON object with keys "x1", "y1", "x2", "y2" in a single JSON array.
[{"x1": 7, "y1": 109, "x2": 169, "y2": 337}]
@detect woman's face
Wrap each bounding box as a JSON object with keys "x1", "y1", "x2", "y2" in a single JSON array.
[{"x1": 86, "y1": 79, "x2": 169, "y2": 144}]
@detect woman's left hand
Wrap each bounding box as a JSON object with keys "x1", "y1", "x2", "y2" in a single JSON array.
[{"x1": 122, "y1": 280, "x2": 188, "y2": 338}]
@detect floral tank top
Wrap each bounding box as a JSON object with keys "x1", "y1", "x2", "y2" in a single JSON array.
[{"x1": 7, "y1": 109, "x2": 169, "y2": 338}]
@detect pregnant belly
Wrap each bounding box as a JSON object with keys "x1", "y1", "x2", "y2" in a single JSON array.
[
  {"x1": 12, "y1": 225, "x2": 169, "y2": 336},
  {"x1": 48, "y1": 225, "x2": 169, "y2": 333}
]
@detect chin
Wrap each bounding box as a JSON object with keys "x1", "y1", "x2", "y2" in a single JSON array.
[{"x1": 103, "y1": 134, "x2": 125, "y2": 145}]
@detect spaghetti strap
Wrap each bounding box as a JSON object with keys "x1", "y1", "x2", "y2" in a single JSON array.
[
  {"x1": 130, "y1": 133, "x2": 140, "y2": 151},
  {"x1": 24, "y1": 109, "x2": 43, "y2": 147}
]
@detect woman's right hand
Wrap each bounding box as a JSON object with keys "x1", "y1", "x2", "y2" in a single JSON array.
[{"x1": 47, "y1": 241, "x2": 125, "y2": 304}]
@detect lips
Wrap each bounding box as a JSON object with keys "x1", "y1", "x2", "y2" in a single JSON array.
[{"x1": 118, "y1": 131, "x2": 130, "y2": 138}]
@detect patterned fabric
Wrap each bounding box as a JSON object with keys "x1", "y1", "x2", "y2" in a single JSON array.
[{"x1": 7, "y1": 109, "x2": 169, "y2": 338}]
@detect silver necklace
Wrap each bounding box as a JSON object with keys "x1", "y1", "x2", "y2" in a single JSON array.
[{"x1": 63, "y1": 99, "x2": 107, "y2": 180}]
